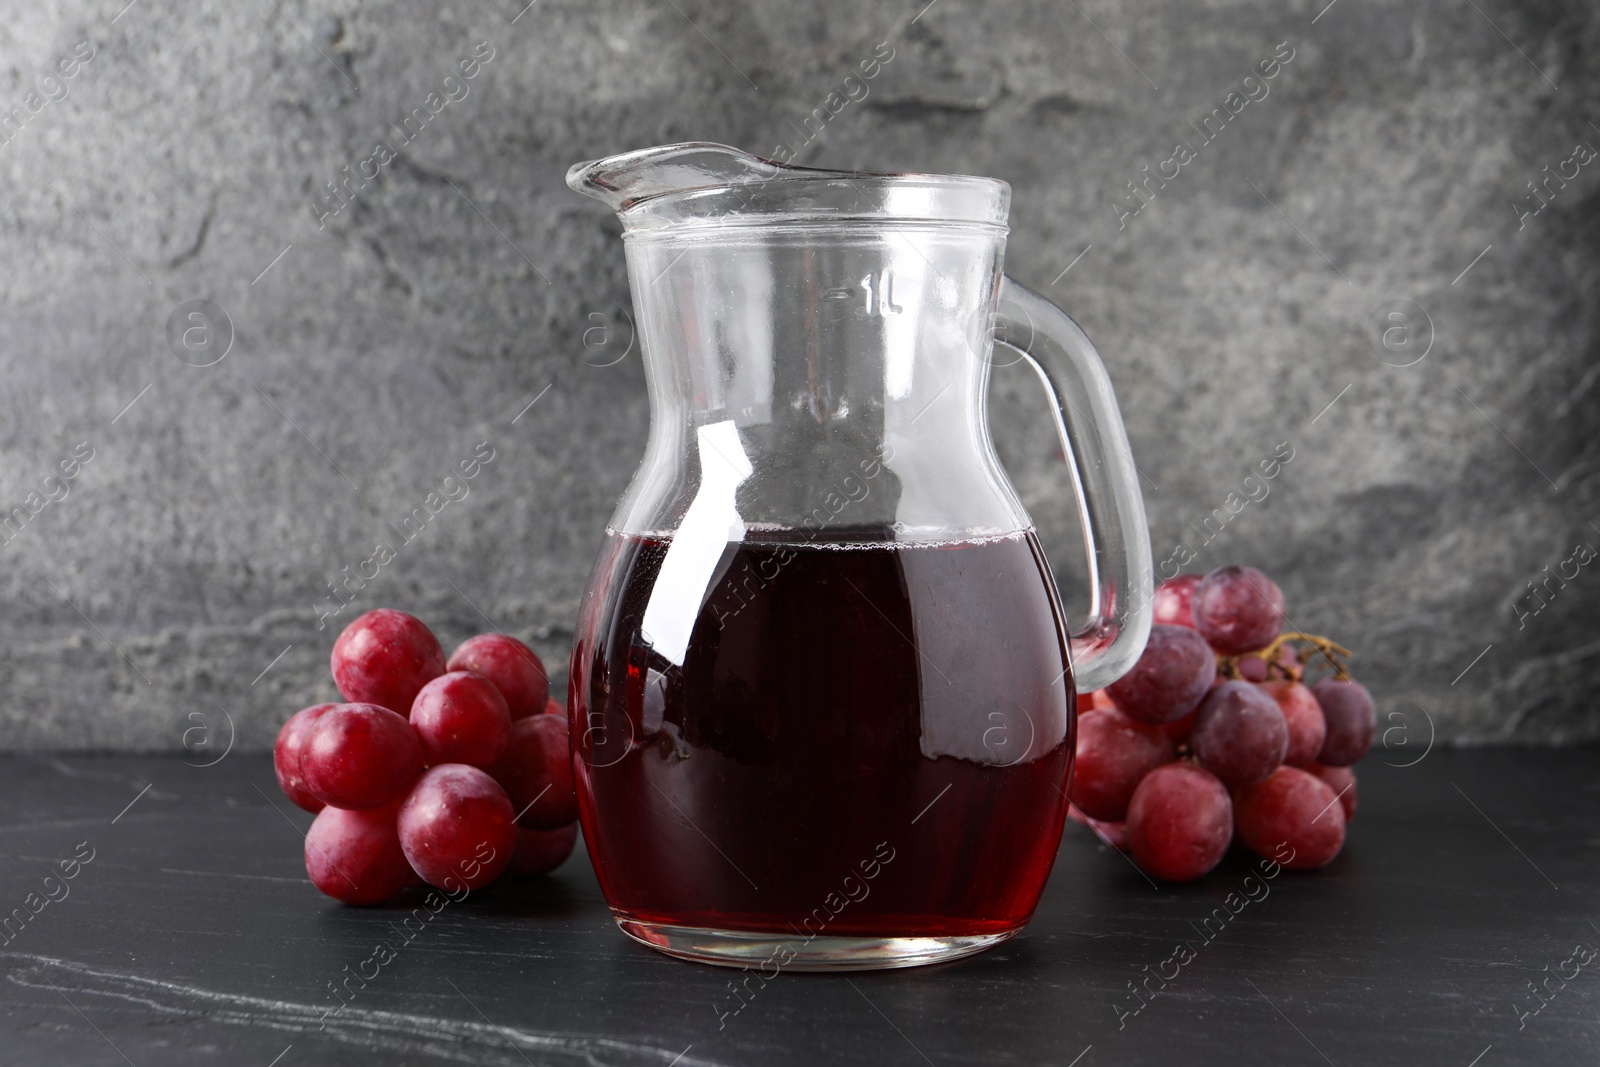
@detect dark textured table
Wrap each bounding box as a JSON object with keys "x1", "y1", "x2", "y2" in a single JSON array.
[{"x1": 1, "y1": 749, "x2": 1595, "y2": 1066}]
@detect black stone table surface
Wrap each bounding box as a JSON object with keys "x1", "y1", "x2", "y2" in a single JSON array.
[{"x1": 0, "y1": 749, "x2": 1595, "y2": 1066}]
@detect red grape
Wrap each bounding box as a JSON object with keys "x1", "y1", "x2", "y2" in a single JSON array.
[
  {"x1": 1307, "y1": 762, "x2": 1357, "y2": 822},
  {"x1": 1125, "y1": 763, "x2": 1233, "y2": 882},
  {"x1": 1152, "y1": 574, "x2": 1200, "y2": 628},
  {"x1": 331, "y1": 609, "x2": 446, "y2": 713},
  {"x1": 304, "y1": 802, "x2": 413, "y2": 905},
  {"x1": 302, "y1": 703, "x2": 425, "y2": 810},
  {"x1": 447, "y1": 633, "x2": 549, "y2": 720},
  {"x1": 1192, "y1": 565, "x2": 1286, "y2": 654},
  {"x1": 1069, "y1": 708, "x2": 1174, "y2": 821},
  {"x1": 398, "y1": 764, "x2": 516, "y2": 891},
  {"x1": 543, "y1": 697, "x2": 563, "y2": 716},
  {"x1": 1190, "y1": 680, "x2": 1288, "y2": 789},
  {"x1": 274, "y1": 703, "x2": 336, "y2": 813},
  {"x1": 1233, "y1": 766, "x2": 1346, "y2": 869},
  {"x1": 1261, "y1": 680, "x2": 1326, "y2": 767},
  {"x1": 1106, "y1": 624, "x2": 1217, "y2": 724},
  {"x1": 410, "y1": 671, "x2": 512, "y2": 769},
  {"x1": 510, "y1": 823, "x2": 579, "y2": 877},
  {"x1": 490, "y1": 714, "x2": 578, "y2": 830},
  {"x1": 1238, "y1": 644, "x2": 1299, "y2": 683},
  {"x1": 1312, "y1": 678, "x2": 1377, "y2": 766}
]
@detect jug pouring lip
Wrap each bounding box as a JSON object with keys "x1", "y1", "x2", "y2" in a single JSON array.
[{"x1": 566, "y1": 141, "x2": 1010, "y2": 233}]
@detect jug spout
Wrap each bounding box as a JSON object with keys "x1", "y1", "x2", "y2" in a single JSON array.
[{"x1": 565, "y1": 142, "x2": 845, "y2": 213}]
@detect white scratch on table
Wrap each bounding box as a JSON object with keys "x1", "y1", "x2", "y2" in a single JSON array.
[{"x1": 4, "y1": 953, "x2": 720, "y2": 1067}]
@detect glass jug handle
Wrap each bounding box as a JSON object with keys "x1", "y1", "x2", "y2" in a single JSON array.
[{"x1": 993, "y1": 277, "x2": 1154, "y2": 693}]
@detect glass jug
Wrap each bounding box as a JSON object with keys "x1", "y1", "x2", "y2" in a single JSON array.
[{"x1": 566, "y1": 144, "x2": 1152, "y2": 971}]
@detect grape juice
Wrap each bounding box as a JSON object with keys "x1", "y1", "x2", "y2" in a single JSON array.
[{"x1": 570, "y1": 528, "x2": 1075, "y2": 941}]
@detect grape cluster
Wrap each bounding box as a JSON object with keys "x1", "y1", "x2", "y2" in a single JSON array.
[
  {"x1": 1070, "y1": 565, "x2": 1376, "y2": 881},
  {"x1": 274, "y1": 609, "x2": 578, "y2": 905}
]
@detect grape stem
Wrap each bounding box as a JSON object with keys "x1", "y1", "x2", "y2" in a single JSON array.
[{"x1": 1227, "y1": 632, "x2": 1354, "y2": 682}]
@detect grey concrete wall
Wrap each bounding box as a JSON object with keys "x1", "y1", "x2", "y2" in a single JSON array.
[{"x1": 1, "y1": 0, "x2": 1596, "y2": 751}]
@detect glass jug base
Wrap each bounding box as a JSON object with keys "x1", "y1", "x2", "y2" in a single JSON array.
[{"x1": 615, "y1": 917, "x2": 1018, "y2": 971}]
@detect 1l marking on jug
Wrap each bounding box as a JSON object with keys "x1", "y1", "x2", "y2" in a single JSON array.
[{"x1": 824, "y1": 269, "x2": 903, "y2": 318}]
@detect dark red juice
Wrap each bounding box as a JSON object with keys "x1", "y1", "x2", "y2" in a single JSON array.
[{"x1": 569, "y1": 528, "x2": 1075, "y2": 939}]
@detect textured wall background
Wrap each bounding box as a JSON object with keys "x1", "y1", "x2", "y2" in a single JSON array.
[{"x1": 1, "y1": 0, "x2": 1596, "y2": 751}]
